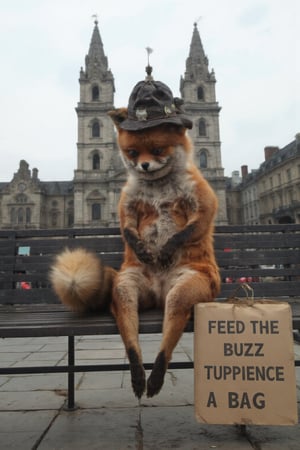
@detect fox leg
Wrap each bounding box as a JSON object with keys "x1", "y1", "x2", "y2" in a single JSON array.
[
  {"x1": 111, "y1": 267, "x2": 154, "y2": 399},
  {"x1": 147, "y1": 266, "x2": 219, "y2": 397}
]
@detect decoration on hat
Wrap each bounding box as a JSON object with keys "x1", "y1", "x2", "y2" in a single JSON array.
[
  {"x1": 164, "y1": 105, "x2": 176, "y2": 117},
  {"x1": 108, "y1": 46, "x2": 193, "y2": 131},
  {"x1": 136, "y1": 108, "x2": 148, "y2": 121},
  {"x1": 145, "y1": 47, "x2": 154, "y2": 81}
]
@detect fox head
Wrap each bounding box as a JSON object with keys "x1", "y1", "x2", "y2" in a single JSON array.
[{"x1": 108, "y1": 108, "x2": 193, "y2": 181}]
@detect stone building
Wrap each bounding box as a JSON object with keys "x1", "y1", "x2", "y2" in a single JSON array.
[
  {"x1": 0, "y1": 21, "x2": 227, "y2": 229},
  {"x1": 227, "y1": 133, "x2": 300, "y2": 225},
  {"x1": 180, "y1": 24, "x2": 227, "y2": 225}
]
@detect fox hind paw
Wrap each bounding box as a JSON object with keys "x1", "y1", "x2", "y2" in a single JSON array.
[
  {"x1": 128, "y1": 347, "x2": 146, "y2": 399},
  {"x1": 147, "y1": 351, "x2": 167, "y2": 397}
]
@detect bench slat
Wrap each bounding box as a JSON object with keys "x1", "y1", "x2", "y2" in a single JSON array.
[{"x1": 0, "y1": 304, "x2": 299, "y2": 338}]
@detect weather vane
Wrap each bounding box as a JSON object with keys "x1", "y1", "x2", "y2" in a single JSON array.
[
  {"x1": 145, "y1": 47, "x2": 153, "y2": 65},
  {"x1": 145, "y1": 47, "x2": 154, "y2": 79},
  {"x1": 194, "y1": 16, "x2": 202, "y2": 26},
  {"x1": 92, "y1": 14, "x2": 98, "y2": 24}
]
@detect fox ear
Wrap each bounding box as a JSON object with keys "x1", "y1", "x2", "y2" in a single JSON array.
[{"x1": 108, "y1": 108, "x2": 128, "y2": 128}]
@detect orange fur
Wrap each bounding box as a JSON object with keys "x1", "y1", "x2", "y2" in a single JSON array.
[
  {"x1": 50, "y1": 248, "x2": 116, "y2": 313},
  {"x1": 50, "y1": 113, "x2": 220, "y2": 399},
  {"x1": 110, "y1": 120, "x2": 220, "y2": 398}
]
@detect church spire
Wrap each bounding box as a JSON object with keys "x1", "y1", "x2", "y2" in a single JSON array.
[
  {"x1": 179, "y1": 23, "x2": 227, "y2": 224},
  {"x1": 81, "y1": 19, "x2": 111, "y2": 80},
  {"x1": 183, "y1": 22, "x2": 214, "y2": 82},
  {"x1": 189, "y1": 22, "x2": 207, "y2": 65}
]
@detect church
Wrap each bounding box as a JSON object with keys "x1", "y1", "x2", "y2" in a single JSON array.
[{"x1": 0, "y1": 21, "x2": 227, "y2": 229}]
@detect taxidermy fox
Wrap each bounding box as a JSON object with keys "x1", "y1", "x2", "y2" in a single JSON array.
[{"x1": 50, "y1": 75, "x2": 220, "y2": 399}]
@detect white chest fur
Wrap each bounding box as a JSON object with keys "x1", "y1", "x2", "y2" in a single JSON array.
[{"x1": 124, "y1": 170, "x2": 197, "y2": 253}]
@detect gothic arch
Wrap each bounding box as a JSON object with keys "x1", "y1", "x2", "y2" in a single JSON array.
[
  {"x1": 91, "y1": 84, "x2": 100, "y2": 101},
  {"x1": 92, "y1": 153, "x2": 100, "y2": 170},
  {"x1": 91, "y1": 203, "x2": 101, "y2": 220},
  {"x1": 197, "y1": 86, "x2": 205, "y2": 101},
  {"x1": 17, "y1": 207, "x2": 24, "y2": 224},
  {"x1": 198, "y1": 118, "x2": 207, "y2": 137},
  {"x1": 87, "y1": 190, "x2": 105, "y2": 201},
  {"x1": 90, "y1": 150, "x2": 103, "y2": 170},
  {"x1": 198, "y1": 149, "x2": 208, "y2": 169},
  {"x1": 90, "y1": 119, "x2": 101, "y2": 138}
]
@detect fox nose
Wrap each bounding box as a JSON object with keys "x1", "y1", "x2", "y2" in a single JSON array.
[{"x1": 141, "y1": 162, "x2": 150, "y2": 171}]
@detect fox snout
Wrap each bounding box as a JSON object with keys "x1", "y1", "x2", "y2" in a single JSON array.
[
  {"x1": 141, "y1": 162, "x2": 150, "y2": 171},
  {"x1": 134, "y1": 159, "x2": 163, "y2": 173}
]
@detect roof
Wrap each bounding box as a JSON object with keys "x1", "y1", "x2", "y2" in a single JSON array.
[{"x1": 40, "y1": 181, "x2": 73, "y2": 195}]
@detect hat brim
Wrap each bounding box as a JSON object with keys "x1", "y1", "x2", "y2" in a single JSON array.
[{"x1": 119, "y1": 115, "x2": 193, "y2": 131}]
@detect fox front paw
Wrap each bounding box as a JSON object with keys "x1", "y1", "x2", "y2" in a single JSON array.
[
  {"x1": 157, "y1": 246, "x2": 174, "y2": 269},
  {"x1": 135, "y1": 240, "x2": 154, "y2": 265},
  {"x1": 123, "y1": 228, "x2": 154, "y2": 265}
]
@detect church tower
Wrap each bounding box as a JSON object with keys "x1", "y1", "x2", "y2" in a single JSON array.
[
  {"x1": 73, "y1": 20, "x2": 124, "y2": 227},
  {"x1": 180, "y1": 23, "x2": 227, "y2": 224}
]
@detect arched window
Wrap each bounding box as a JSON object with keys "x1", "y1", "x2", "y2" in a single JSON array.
[
  {"x1": 199, "y1": 119, "x2": 206, "y2": 136},
  {"x1": 92, "y1": 153, "x2": 100, "y2": 170},
  {"x1": 18, "y1": 208, "x2": 24, "y2": 224},
  {"x1": 199, "y1": 150, "x2": 208, "y2": 169},
  {"x1": 92, "y1": 85, "x2": 99, "y2": 101},
  {"x1": 11, "y1": 208, "x2": 16, "y2": 225},
  {"x1": 92, "y1": 121, "x2": 100, "y2": 138},
  {"x1": 67, "y1": 212, "x2": 74, "y2": 227},
  {"x1": 51, "y1": 212, "x2": 58, "y2": 227},
  {"x1": 26, "y1": 208, "x2": 31, "y2": 224},
  {"x1": 197, "y1": 86, "x2": 204, "y2": 100},
  {"x1": 92, "y1": 203, "x2": 101, "y2": 220}
]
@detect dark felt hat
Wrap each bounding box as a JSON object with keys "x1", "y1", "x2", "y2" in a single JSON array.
[{"x1": 119, "y1": 77, "x2": 193, "y2": 131}]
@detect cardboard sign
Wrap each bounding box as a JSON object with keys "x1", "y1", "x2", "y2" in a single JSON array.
[{"x1": 194, "y1": 301, "x2": 298, "y2": 425}]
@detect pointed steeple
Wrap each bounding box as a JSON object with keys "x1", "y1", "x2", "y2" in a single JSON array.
[
  {"x1": 189, "y1": 23, "x2": 207, "y2": 64},
  {"x1": 183, "y1": 23, "x2": 214, "y2": 82},
  {"x1": 81, "y1": 20, "x2": 112, "y2": 81},
  {"x1": 179, "y1": 23, "x2": 227, "y2": 224}
]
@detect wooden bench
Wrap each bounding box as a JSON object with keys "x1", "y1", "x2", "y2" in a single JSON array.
[{"x1": 0, "y1": 224, "x2": 299, "y2": 410}]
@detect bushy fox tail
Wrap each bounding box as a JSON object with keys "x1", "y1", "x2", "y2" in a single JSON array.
[{"x1": 49, "y1": 248, "x2": 116, "y2": 313}]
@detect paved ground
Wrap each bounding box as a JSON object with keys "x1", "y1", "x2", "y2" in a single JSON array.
[{"x1": 0, "y1": 333, "x2": 299, "y2": 449}]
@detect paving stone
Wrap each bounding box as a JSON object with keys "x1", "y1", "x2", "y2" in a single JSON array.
[
  {"x1": 71, "y1": 349, "x2": 126, "y2": 360},
  {"x1": 141, "y1": 406, "x2": 253, "y2": 449},
  {"x1": 0, "y1": 411, "x2": 56, "y2": 450},
  {"x1": 0, "y1": 352, "x2": 31, "y2": 362},
  {"x1": 23, "y1": 351, "x2": 66, "y2": 362},
  {"x1": 0, "y1": 390, "x2": 65, "y2": 410},
  {"x1": 1, "y1": 373, "x2": 80, "y2": 392},
  {"x1": 74, "y1": 387, "x2": 138, "y2": 409},
  {"x1": 76, "y1": 341, "x2": 124, "y2": 350},
  {"x1": 0, "y1": 344, "x2": 44, "y2": 352},
  {"x1": 38, "y1": 408, "x2": 138, "y2": 450},
  {"x1": 0, "y1": 335, "x2": 299, "y2": 449},
  {"x1": 79, "y1": 371, "x2": 124, "y2": 390},
  {"x1": 57, "y1": 358, "x2": 126, "y2": 366},
  {"x1": 0, "y1": 410, "x2": 56, "y2": 432},
  {"x1": 0, "y1": 376, "x2": 10, "y2": 387},
  {"x1": 246, "y1": 403, "x2": 300, "y2": 449},
  {"x1": 0, "y1": 432, "x2": 46, "y2": 450}
]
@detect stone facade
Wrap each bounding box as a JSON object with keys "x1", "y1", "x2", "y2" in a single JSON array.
[
  {"x1": 0, "y1": 21, "x2": 228, "y2": 229},
  {"x1": 226, "y1": 134, "x2": 300, "y2": 224},
  {"x1": 180, "y1": 24, "x2": 227, "y2": 225}
]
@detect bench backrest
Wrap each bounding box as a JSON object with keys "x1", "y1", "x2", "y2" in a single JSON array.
[{"x1": 0, "y1": 224, "x2": 299, "y2": 305}]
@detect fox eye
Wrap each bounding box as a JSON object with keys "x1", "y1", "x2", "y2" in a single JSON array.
[
  {"x1": 127, "y1": 149, "x2": 139, "y2": 158},
  {"x1": 151, "y1": 147, "x2": 164, "y2": 156}
]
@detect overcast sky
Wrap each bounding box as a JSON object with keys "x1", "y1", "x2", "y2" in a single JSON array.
[{"x1": 0, "y1": 0, "x2": 298, "y2": 181}]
